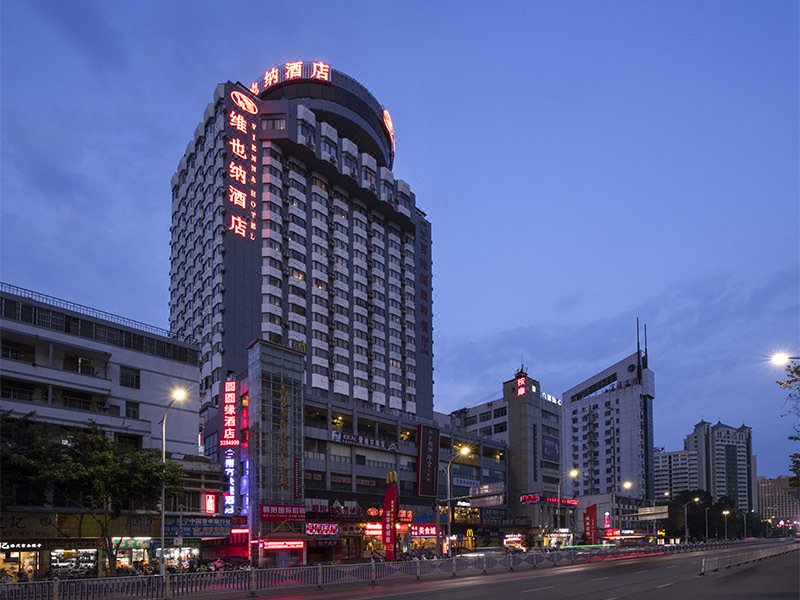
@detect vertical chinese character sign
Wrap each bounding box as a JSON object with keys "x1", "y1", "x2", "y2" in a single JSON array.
[
  {"x1": 224, "y1": 85, "x2": 260, "y2": 244},
  {"x1": 416, "y1": 425, "x2": 440, "y2": 497},
  {"x1": 382, "y1": 471, "x2": 399, "y2": 561},
  {"x1": 584, "y1": 504, "x2": 597, "y2": 545},
  {"x1": 219, "y1": 379, "x2": 241, "y2": 516}
]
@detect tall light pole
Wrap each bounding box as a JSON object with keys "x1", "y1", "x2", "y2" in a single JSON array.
[
  {"x1": 446, "y1": 445, "x2": 471, "y2": 557},
  {"x1": 683, "y1": 496, "x2": 700, "y2": 545},
  {"x1": 770, "y1": 353, "x2": 800, "y2": 366},
  {"x1": 160, "y1": 388, "x2": 186, "y2": 577},
  {"x1": 556, "y1": 468, "x2": 579, "y2": 533},
  {"x1": 612, "y1": 480, "x2": 633, "y2": 530},
  {"x1": 722, "y1": 509, "x2": 730, "y2": 540},
  {"x1": 704, "y1": 507, "x2": 709, "y2": 542}
]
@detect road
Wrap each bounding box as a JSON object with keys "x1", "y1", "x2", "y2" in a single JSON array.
[{"x1": 240, "y1": 541, "x2": 798, "y2": 600}]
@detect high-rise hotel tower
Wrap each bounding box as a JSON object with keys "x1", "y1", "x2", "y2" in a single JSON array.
[{"x1": 170, "y1": 61, "x2": 433, "y2": 458}]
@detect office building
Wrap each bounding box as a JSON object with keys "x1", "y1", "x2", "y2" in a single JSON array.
[
  {"x1": 453, "y1": 367, "x2": 567, "y2": 540},
  {"x1": 685, "y1": 420, "x2": 757, "y2": 511},
  {"x1": 653, "y1": 448, "x2": 699, "y2": 498},
  {"x1": 562, "y1": 348, "x2": 655, "y2": 500},
  {"x1": 0, "y1": 283, "x2": 221, "y2": 576}
]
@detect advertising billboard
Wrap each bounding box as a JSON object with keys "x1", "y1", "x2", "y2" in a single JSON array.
[{"x1": 416, "y1": 425, "x2": 440, "y2": 497}]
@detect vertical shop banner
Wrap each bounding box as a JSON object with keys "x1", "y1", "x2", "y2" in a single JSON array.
[
  {"x1": 584, "y1": 504, "x2": 597, "y2": 545},
  {"x1": 382, "y1": 472, "x2": 399, "y2": 560},
  {"x1": 416, "y1": 425, "x2": 440, "y2": 497}
]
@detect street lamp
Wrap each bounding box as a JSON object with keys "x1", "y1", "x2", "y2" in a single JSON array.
[
  {"x1": 722, "y1": 509, "x2": 730, "y2": 540},
  {"x1": 556, "y1": 468, "x2": 579, "y2": 532},
  {"x1": 160, "y1": 387, "x2": 187, "y2": 577},
  {"x1": 683, "y1": 496, "x2": 700, "y2": 545},
  {"x1": 445, "y1": 445, "x2": 471, "y2": 557},
  {"x1": 704, "y1": 507, "x2": 710, "y2": 542},
  {"x1": 770, "y1": 353, "x2": 799, "y2": 366},
  {"x1": 612, "y1": 480, "x2": 633, "y2": 530}
]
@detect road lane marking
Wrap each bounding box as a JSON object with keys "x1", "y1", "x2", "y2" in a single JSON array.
[
  {"x1": 633, "y1": 569, "x2": 649, "y2": 574},
  {"x1": 666, "y1": 564, "x2": 677, "y2": 568},
  {"x1": 592, "y1": 576, "x2": 609, "y2": 581},
  {"x1": 655, "y1": 583, "x2": 673, "y2": 588},
  {"x1": 521, "y1": 586, "x2": 554, "y2": 592}
]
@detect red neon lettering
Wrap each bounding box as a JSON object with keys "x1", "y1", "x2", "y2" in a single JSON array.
[
  {"x1": 311, "y1": 61, "x2": 330, "y2": 81},
  {"x1": 285, "y1": 61, "x2": 303, "y2": 80},
  {"x1": 230, "y1": 91, "x2": 258, "y2": 115},
  {"x1": 229, "y1": 215, "x2": 248, "y2": 237},
  {"x1": 263, "y1": 67, "x2": 279, "y2": 88},
  {"x1": 228, "y1": 162, "x2": 247, "y2": 185},
  {"x1": 229, "y1": 111, "x2": 249, "y2": 134},
  {"x1": 249, "y1": 81, "x2": 260, "y2": 94},
  {"x1": 228, "y1": 185, "x2": 247, "y2": 208},
  {"x1": 229, "y1": 138, "x2": 247, "y2": 160}
]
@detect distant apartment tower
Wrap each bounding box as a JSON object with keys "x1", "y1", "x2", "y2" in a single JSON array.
[
  {"x1": 653, "y1": 449, "x2": 699, "y2": 498},
  {"x1": 562, "y1": 348, "x2": 655, "y2": 500},
  {"x1": 169, "y1": 60, "x2": 434, "y2": 454},
  {"x1": 757, "y1": 476, "x2": 800, "y2": 525},
  {"x1": 454, "y1": 367, "x2": 565, "y2": 530},
  {"x1": 684, "y1": 420, "x2": 757, "y2": 511}
]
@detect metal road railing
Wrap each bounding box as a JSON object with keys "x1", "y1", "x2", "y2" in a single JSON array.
[
  {"x1": 0, "y1": 540, "x2": 790, "y2": 600},
  {"x1": 699, "y1": 540, "x2": 799, "y2": 575}
]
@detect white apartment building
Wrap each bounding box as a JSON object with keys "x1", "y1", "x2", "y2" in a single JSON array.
[
  {"x1": 758, "y1": 476, "x2": 800, "y2": 526},
  {"x1": 653, "y1": 449, "x2": 699, "y2": 498},
  {"x1": 562, "y1": 349, "x2": 655, "y2": 500}
]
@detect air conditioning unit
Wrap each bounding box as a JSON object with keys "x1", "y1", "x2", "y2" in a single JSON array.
[{"x1": 97, "y1": 400, "x2": 108, "y2": 410}]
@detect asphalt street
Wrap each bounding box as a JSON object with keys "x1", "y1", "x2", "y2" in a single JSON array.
[{"x1": 241, "y1": 542, "x2": 799, "y2": 600}]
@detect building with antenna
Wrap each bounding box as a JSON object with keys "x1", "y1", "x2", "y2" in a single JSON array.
[{"x1": 561, "y1": 332, "x2": 655, "y2": 501}]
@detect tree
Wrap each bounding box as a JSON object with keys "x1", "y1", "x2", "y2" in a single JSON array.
[
  {"x1": 776, "y1": 359, "x2": 800, "y2": 488},
  {"x1": 1, "y1": 414, "x2": 185, "y2": 575}
]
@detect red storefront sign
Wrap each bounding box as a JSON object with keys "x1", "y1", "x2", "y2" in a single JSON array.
[
  {"x1": 584, "y1": 504, "x2": 597, "y2": 545},
  {"x1": 382, "y1": 475, "x2": 398, "y2": 560}
]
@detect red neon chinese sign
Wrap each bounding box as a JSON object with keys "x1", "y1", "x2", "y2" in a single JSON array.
[
  {"x1": 225, "y1": 87, "x2": 259, "y2": 242},
  {"x1": 410, "y1": 525, "x2": 437, "y2": 537},
  {"x1": 516, "y1": 376, "x2": 526, "y2": 397},
  {"x1": 382, "y1": 108, "x2": 395, "y2": 151},
  {"x1": 230, "y1": 90, "x2": 258, "y2": 115},
  {"x1": 250, "y1": 60, "x2": 333, "y2": 94},
  {"x1": 220, "y1": 380, "x2": 240, "y2": 447},
  {"x1": 203, "y1": 493, "x2": 217, "y2": 514}
]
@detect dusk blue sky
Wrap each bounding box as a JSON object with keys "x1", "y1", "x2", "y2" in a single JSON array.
[{"x1": 2, "y1": 1, "x2": 797, "y2": 477}]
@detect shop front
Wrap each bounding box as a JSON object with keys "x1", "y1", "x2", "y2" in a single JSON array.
[{"x1": 0, "y1": 542, "x2": 43, "y2": 580}]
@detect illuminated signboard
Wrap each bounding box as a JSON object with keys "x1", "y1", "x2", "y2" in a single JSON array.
[
  {"x1": 543, "y1": 496, "x2": 579, "y2": 507},
  {"x1": 520, "y1": 494, "x2": 577, "y2": 506},
  {"x1": 366, "y1": 507, "x2": 413, "y2": 523},
  {"x1": 261, "y1": 540, "x2": 305, "y2": 550},
  {"x1": 410, "y1": 525, "x2": 437, "y2": 537},
  {"x1": 516, "y1": 376, "x2": 526, "y2": 397},
  {"x1": 260, "y1": 504, "x2": 306, "y2": 522},
  {"x1": 364, "y1": 523, "x2": 382, "y2": 536},
  {"x1": 223, "y1": 449, "x2": 236, "y2": 515},
  {"x1": 203, "y1": 493, "x2": 217, "y2": 515},
  {"x1": 220, "y1": 380, "x2": 240, "y2": 447},
  {"x1": 541, "y1": 392, "x2": 562, "y2": 406},
  {"x1": 382, "y1": 108, "x2": 395, "y2": 152},
  {"x1": 225, "y1": 87, "x2": 259, "y2": 242},
  {"x1": 604, "y1": 528, "x2": 621, "y2": 537},
  {"x1": 306, "y1": 523, "x2": 339, "y2": 536},
  {"x1": 249, "y1": 60, "x2": 332, "y2": 95}
]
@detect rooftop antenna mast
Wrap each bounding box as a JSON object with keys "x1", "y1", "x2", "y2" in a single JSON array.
[
  {"x1": 636, "y1": 318, "x2": 642, "y2": 384},
  {"x1": 643, "y1": 323, "x2": 649, "y2": 369}
]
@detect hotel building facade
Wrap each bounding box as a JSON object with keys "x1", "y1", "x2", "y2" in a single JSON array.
[{"x1": 170, "y1": 62, "x2": 511, "y2": 565}]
